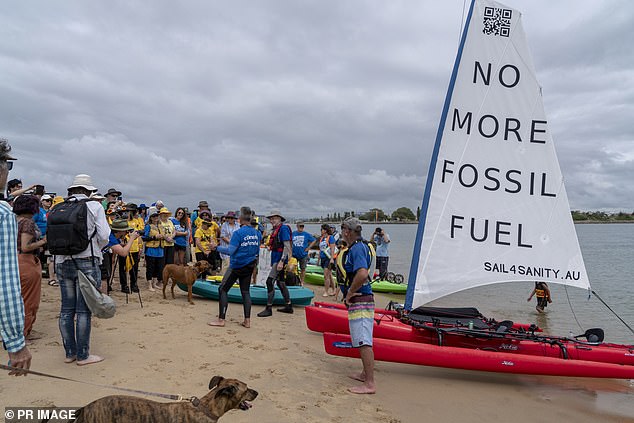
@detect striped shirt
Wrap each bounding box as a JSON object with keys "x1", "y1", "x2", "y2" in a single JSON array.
[{"x1": 0, "y1": 200, "x2": 25, "y2": 353}]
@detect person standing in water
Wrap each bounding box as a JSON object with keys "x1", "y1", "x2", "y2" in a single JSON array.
[{"x1": 527, "y1": 281, "x2": 552, "y2": 313}]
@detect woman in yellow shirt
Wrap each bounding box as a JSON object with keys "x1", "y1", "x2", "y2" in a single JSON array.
[{"x1": 158, "y1": 207, "x2": 175, "y2": 265}]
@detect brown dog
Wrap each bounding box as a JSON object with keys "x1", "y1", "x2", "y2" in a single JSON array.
[
  {"x1": 71, "y1": 376, "x2": 258, "y2": 422},
  {"x1": 163, "y1": 261, "x2": 210, "y2": 304}
]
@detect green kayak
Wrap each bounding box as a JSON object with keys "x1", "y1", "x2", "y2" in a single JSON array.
[{"x1": 303, "y1": 271, "x2": 406, "y2": 294}]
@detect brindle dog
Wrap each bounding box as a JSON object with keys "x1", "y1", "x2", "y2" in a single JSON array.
[
  {"x1": 162, "y1": 260, "x2": 210, "y2": 304},
  {"x1": 70, "y1": 376, "x2": 258, "y2": 422}
]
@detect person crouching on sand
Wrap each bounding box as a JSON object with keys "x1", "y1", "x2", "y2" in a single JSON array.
[{"x1": 208, "y1": 207, "x2": 261, "y2": 328}]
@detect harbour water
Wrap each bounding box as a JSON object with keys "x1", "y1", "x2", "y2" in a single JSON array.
[{"x1": 303, "y1": 222, "x2": 634, "y2": 344}]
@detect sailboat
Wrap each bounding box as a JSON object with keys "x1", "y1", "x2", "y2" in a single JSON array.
[{"x1": 305, "y1": 0, "x2": 634, "y2": 378}]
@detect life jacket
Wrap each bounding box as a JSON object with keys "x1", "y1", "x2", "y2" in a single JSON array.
[
  {"x1": 268, "y1": 224, "x2": 292, "y2": 252},
  {"x1": 336, "y1": 239, "x2": 376, "y2": 294},
  {"x1": 144, "y1": 224, "x2": 163, "y2": 248},
  {"x1": 319, "y1": 235, "x2": 335, "y2": 258},
  {"x1": 535, "y1": 285, "x2": 546, "y2": 298}
]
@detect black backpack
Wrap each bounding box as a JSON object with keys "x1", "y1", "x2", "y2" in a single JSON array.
[{"x1": 47, "y1": 197, "x2": 96, "y2": 256}]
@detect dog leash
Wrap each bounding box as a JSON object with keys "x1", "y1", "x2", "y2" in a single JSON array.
[{"x1": 0, "y1": 364, "x2": 200, "y2": 405}]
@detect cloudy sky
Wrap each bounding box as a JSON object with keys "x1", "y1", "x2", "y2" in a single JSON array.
[{"x1": 2, "y1": 0, "x2": 632, "y2": 218}]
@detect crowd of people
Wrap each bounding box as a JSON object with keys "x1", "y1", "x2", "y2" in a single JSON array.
[{"x1": 0, "y1": 137, "x2": 378, "y2": 394}]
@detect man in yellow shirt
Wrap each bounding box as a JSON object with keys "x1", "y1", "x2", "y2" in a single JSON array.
[{"x1": 195, "y1": 215, "x2": 219, "y2": 277}]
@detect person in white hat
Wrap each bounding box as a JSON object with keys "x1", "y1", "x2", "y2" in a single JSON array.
[
  {"x1": 53, "y1": 174, "x2": 110, "y2": 366},
  {"x1": 256, "y1": 210, "x2": 293, "y2": 317}
]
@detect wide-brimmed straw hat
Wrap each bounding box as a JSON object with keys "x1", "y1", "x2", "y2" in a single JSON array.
[
  {"x1": 68, "y1": 174, "x2": 97, "y2": 192},
  {"x1": 267, "y1": 210, "x2": 285, "y2": 222},
  {"x1": 159, "y1": 207, "x2": 171, "y2": 215},
  {"x1": 110, "y1": 219, "x2": 134, "y2": 232}
]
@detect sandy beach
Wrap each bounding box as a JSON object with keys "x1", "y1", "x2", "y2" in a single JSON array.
[{"x1": 2, "y1": 271, "x2": 633, "y2": 422}]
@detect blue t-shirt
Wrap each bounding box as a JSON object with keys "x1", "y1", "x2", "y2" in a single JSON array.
[
  {"x1": 33, "y1": 207, "x2": 47, "y2": 236},
  {"x1": 292, "y1": 231, "x2": 316, "y2": 259},
  {"x1": 373, "y1": 233, "x2": 390, "y2": 257},
  {"x1": 171, "y1": 217, "x2": 189, "y2": 247},
  {"x1": 103, "y1": 232, "x2": 121, "y2": 252},
  {"x1": 319, "y1": 235, "x2": 336, "y2": 260},
  {"x1": 342, "y1": 239, "x2": 372, "y2": 296},
  {"x1": 270, "y1": 224, "x2": 292, "y2": 265},
  {"x1": 217, "y1": 225, "x2": 262, "y2": 269}
]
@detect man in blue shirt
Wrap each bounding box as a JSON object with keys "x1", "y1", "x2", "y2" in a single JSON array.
[
  {"x1": 0, "y1": 139, "x2": 32, "y2": 375},
  {"x1": 372, "y1": 227, "x2": 390, "y2": 280},
  {"x1": 340, "y1": 217, "x2": 375, "y2": 394},
  {"x1": 291, "y1": 221, "x2": 316, "y2": 285},
  {"x1": 208, "y1": 208, "x2": 261, "y2": 329},
  {"x1": 257, "y1": 210, "x2": 293, "y2": 317}
]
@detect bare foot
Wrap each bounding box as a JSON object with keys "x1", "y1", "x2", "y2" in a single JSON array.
[
  {"x1": 149, "y1": 287, "x2": 155, "y2": 292},
  {"x1": 348, "y1": 384, "x2": 376, "y2": 394},
  {"x1": 77, "y1": 355, "x2": 104, "y2": 366},
  {"x1": 64, "y1": 356, "x2": 76, "y2": 364},
  {"x1": 208, "y1": 319, "x2": 225, "y2": 327},
  {"x1": 348, "y1": 373, "x2": 365, "y2": 382}
]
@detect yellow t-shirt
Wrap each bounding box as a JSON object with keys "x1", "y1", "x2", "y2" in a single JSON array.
[
  {"x1": 129, "y1": 217, "x2": 145, "y2": 253},
  {"x1": 194, "y1": 227, "x2": 215, "y2": 254},
  {"x1": 159, "y1": 219, "x2": 175, "y2": 247}
]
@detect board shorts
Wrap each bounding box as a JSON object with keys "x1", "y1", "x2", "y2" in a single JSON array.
[
  {"x1": 297, "y1": 256, "x2": 309, "y2": 271},
  {"x1": 347, "y1": 294, "x2": 374, "y2": 347},
  {"x1": 537, "y1": 296, "x2": 548, "y2": 309}
]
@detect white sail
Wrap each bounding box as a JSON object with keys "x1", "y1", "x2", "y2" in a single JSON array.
[{"x1": 406, "y1": 0, "x2": 590, "y2": 309}]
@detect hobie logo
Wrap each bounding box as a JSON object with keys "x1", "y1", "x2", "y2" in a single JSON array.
[
  {"x1": 501, "y1": 360, "x2": 515, "y2": 366},
  {"x1": 483, "y1": 7, "x2": 512, "y2": 37}
]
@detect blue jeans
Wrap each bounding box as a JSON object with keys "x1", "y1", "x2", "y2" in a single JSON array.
[{"x1": 56, "y1": 258, "x2": 101, "y2": 361}]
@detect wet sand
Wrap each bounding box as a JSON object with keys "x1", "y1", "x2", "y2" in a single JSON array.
[{"x1": 1, "y1": 273, "x2": 633, "y2": 422}]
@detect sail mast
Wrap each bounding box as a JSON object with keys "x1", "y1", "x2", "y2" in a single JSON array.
[{"x1": 406, "y1": 0, "x2": 476, "y2": 310}]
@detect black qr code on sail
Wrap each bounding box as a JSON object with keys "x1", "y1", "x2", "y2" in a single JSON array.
[{"x1": 482, "y1": 7, "x2": 512, "y2": 37}]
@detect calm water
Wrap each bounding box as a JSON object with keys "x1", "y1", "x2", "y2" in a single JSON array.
[{"x1": 303, "y1": 223, "x2": 634, "y2": 344}]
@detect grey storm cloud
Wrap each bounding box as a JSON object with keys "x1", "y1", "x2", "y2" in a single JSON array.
[{"x1": 2, "y1": 0, "x2": 633, "y2": 217}]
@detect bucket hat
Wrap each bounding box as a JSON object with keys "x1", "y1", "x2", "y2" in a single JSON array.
[
  {"x1": 68, "y1": 174, "x2": 97, "y2": 192},
  {"x1": 110, "y1": 218, "x2": 134, "y2": 232},
  {"x1": 267, "y1": 209, "x2": 286, "y2": 222}
]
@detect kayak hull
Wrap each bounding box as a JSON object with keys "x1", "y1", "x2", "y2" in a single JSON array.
[
  {"x1": 178, "y1": 280, "x2": 314, "y2": 306},
  {"x1": 324, "y1": 333, "x2": 634, "y2": 379},
  {"x1": 307, "y1": 304, "x2": 634, "y2": 368}
]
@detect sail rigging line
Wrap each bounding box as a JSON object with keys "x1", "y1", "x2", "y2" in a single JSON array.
[
  {"x1": 563, "y1": 285, "x2": 585, "y2": 332},
  {"x1": 591, "y1": 290, "x2": 634, "y2": 336},
  {"x1": 458, "y1": 0, "x2": 467, "y2": 46}
]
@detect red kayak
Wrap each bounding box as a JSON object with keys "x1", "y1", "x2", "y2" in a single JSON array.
[
  {"x1": 324, "y1": 333, "x2": 634, "y2": 379},
  {"x1": 307, "y1": 304, "x2": 634, "y2": 368}
]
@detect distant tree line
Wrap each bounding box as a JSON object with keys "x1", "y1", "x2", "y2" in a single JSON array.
[
  {"x1": 572, "y1": 211, "x2": 634, "y2": 222},
  {"x1": 305, "y1": 207, "x2": 418, "y2": 223}
]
